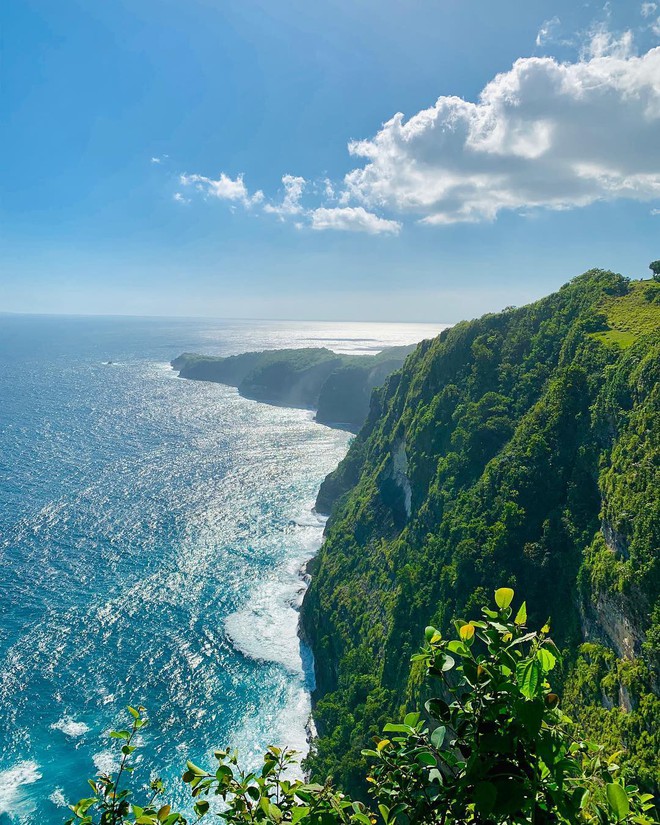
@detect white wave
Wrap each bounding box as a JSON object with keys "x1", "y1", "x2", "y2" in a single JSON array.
[
  {"x1": 0, "y1": 761, "x2": 42, "y2": 816},
  {"x1": 228, "y1": 679, "x2": 313, "y2": 781},
  {"x1": 224, "y1": 578, "x2": 305, "y2": 673},
  {"x1": 224, "y1": 539, "x2": 319, "y2": 675},
  {"x1": 49, "y1": 787, "x2": 67, "y2": 807},
  {"x1": 50, "y1": 717, "x2": 90, "y2": 737},
  {"x1": 291, "y1": 511, "x2": 327, "y2": 529},
  {"x1": 153, "y1": 362, "x2": 180, "y2": 376},
  {"x1": 224, "y1": 507, "x2": 324, "y2": 773},
  {"x1": 93, "y1": 749, "x2": 120, "y2": 775}
]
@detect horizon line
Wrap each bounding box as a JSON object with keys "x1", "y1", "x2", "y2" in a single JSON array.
[{"x1": 0, "y1": 309, "x2": 452, "y2": 326}]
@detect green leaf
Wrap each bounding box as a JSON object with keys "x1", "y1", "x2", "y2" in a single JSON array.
[
  {"x1": 606, "y1": 783, "x2": 630, "y2": 821},
  {"x1": 516, "y1": 699, "x2": 544, "y2": 736},
  {"x1": 495, "y1": 587, "x2": 514, "y2": 609},
  {"x1": 127, "y1": 706, "x2": 140, "y2": 719},
  {"x1": 430, "y1": 725, "x2": 446, "y2": 748},
  {"x1": 268, "y1": 802, "x2": 283, "y2": 823},
  {"x1": 516, "y1": 659, "x2": 541, "y2": 699},
  {"x1": 403, "y1": 712, "x2": 420, "y2": 727},
  {"x1": 537, "y1": 647, "x2": 556, "y2": 672},
  {"x1": 416, "y1": 751, "x2": 437, "y2": 767},
  {"x1": 447, "y1": 640, "x2": 470, "y2": 657},
  {"x1": 291, "y1": 807, "x2": 310, "y2": 825},
  {"x1": 440, "y1": 654, "x2": 455, "y2": 671},
  {"x1": 425, "y1": 698, "x2": 450, "y2": 721},
  {"x1": 194, "y1": 799, "x2": 210, "y2": 816},
  {"x1": 474, "y1": 782, "x2": 497, "y2": 815},
  {"x1": 186, "y1": 760, "x2": 206, "y2": 776},
  {"x1": 514, "y1": 601, "x2": 527, "y2": 625}
]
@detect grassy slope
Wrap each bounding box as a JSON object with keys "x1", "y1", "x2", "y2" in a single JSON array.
[{"x1": 591, "y1": 279, "x2": 660, "y2": 348}]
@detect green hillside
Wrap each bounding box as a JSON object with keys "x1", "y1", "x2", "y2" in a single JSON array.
[
  {"x1": 301, "y1": 270, "x2": 660, "y2": 795},
  {"x1": 172, "y1": 345, "x2": 416, "y2": 430}
]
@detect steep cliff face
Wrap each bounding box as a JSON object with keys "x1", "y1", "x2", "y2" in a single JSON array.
[
  {"x1": 172, "y1": 346, "x2": 416, "y2": 431},
  {"x1": 301, "y1": 271, "x2": 660, "y2": 793}
]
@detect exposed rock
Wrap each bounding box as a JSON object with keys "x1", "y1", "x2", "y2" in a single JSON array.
[{"x1": 391, "y1": 437, "x2": 412, "y2": 520}]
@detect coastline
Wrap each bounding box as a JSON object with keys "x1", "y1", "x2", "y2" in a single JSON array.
[{"x1": 175, "y1": 371, "x2": 361, "y2": 433}]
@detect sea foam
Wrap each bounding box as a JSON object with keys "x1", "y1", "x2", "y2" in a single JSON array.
[
  {"x1": 0, "y1": 761, "x2": 42, "y2": 817},
  {"x1": 224, "y1": 509, "x2": 324, "y2": 676},
  {"x1": 50, "y1": 717, "x2": 90, "y2": 738},
  {"x1": 223, "y1": 506, "x2": 326, "y2": 769}
]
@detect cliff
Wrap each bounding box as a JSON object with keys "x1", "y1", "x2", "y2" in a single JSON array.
[
  {"x1": 172, "y1": 345, "x2": 416, "y2": 431},
  {"x1": 301, "y1": 271, "x2": 660, "y2": 793}
]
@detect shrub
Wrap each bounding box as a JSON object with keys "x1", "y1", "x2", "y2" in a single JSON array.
[{"x1": 66, "y1": 589, "x2": 658, "y2": 824}]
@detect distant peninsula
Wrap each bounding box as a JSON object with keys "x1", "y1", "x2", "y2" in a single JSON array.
[{"x1": 171, "y1": 345, "x2": 416, "y2": 431}]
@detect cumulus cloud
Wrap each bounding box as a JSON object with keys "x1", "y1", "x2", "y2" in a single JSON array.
[
  {"x1": 341, "y1": 44, "x2": 660, "y2": 225},
  {"x1": 310, "y1": 206, "x2": 401, "y2": 234},
  {"x1": 179, "y1": 172, "x2": 264, "y2": 207},
  {"x1": 263, "y1": 174, "x2": 306, "y2": 217}
]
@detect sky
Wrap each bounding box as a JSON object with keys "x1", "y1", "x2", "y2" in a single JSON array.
[{"x1": 1, "y1": 0, "x2": 659, "y2": 322}]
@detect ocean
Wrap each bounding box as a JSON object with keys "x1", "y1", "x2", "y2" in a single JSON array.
[{"x1": 0, "y1": 314, "x2": 442, "y2": 823}]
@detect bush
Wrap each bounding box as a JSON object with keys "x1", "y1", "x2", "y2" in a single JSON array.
[{"x1": 66, "y1": 589, "x2": 658, "y2": 824}]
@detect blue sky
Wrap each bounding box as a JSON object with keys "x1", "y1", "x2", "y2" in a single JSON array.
[{"x1": 1, "y1": 0, "x2": 659, "y2": 321}]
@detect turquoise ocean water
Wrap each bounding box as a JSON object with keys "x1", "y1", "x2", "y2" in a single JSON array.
[{"x1": 0, "y1": 315, "x2": 441, "y2": 823}]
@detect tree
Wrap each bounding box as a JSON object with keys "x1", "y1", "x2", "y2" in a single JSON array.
[
  {"x1": 650, "y1": 261, "x2": 660, "y2": 282},
  {"x1": 66, "y1": 588, "x2": 658, "y2": 825}
]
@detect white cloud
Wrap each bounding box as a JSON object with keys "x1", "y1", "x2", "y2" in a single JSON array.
[
  {"x1": 581, "y1": 24, "x2": 634, "y2": 60},
  {"x1": 263, "y1": 174, "x2": 306, "y2": 217},
  {"x1": 651, "y1": 207, "x2": 660, "y2": 214},
  {"x1": 321, "y1": 177, "x2": 336, "y2": 199},
  {"x1": 341, "y1": 44, "x2": 660, "y2": 225},
  {"x1": 179, "y1": 172, "x2": 264, "y2": 207},
  {"x1": 536, "y1": 17, "x2": 561, "y2": 48},
  {"x1": 310, "y1": 206, "x2": 401, "y2": 234},
  {"x1": 641, "y1": 3, "x2": 657, "y2": 17},
  {"x1": 173, "y1": 192, "x2": 190, "y2": 204}
]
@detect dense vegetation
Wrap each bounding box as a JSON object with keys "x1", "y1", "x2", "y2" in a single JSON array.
[
  {"x1": 301, "y1": 270, "x2": 659, "y2": 795},
  {"x1": 172, "y1": 346, "x2": 415, "y2": 430},
  {"x1": 67, "y1": 590, "x2": 658, "y2": 824}
]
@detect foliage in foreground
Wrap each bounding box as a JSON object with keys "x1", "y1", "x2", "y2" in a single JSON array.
[{"x1": 66, "y1": 589, "x2": 657, "y2": 825}]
